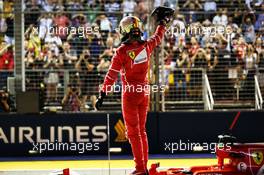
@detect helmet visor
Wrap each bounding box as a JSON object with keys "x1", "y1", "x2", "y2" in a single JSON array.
[{"x1": 119, "y1": 16, "x2": 142, "y2": 35}]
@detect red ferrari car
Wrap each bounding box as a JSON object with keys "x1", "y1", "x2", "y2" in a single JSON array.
[{"x1": 149, "y1": 135, "x2": 264, "y2": 175}]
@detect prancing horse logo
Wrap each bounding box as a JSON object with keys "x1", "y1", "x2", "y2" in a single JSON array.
[
  {"x1": 253, "y1": 151, "x2": 264, "y2": 165},
  {"x1": 128, "y1": 51, "x2": 135, "y2": 60}
]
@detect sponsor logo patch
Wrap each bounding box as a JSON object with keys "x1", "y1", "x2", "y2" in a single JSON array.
[{"x1": 134, "y1": 48, "x2": 147, "y2": 64}]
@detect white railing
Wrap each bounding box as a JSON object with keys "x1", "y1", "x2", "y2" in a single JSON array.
[
  {"x1": 204, "y1": 73, "x2": 214, "y2": 110},
  {"x1": 255, "y1": 75, "x2": 263, "y2": 110},
  {"x1": 163, "y1": 68, "x2": 205, "y2": 111}
]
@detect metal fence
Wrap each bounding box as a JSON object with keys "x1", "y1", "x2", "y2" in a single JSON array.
[
  {"x1": 25, "y1": 69, "x2": 121, "y2": 111},
  {"x1": 0, "y1": 0, "x2": 263, "y2": 112}
]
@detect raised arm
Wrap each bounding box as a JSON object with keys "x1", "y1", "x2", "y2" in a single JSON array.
[
  {"x1": 146, "y1": 25, "x2": 166, "y2": 53},
  {"x1": 147, "y1": 6, "x2": 175, "y2": 53}
]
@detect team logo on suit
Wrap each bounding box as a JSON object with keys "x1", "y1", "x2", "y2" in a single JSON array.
[{"x1": 128, "y1": 51, "x2": 136, "y2": 60}]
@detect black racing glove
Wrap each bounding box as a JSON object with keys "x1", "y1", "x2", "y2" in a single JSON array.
[
  {"x1": 95, "y1": 91, "x2": 106, "y2": 110},
  {"x1": 151, "y1": 6, "x2": 175, "y2": 27}
]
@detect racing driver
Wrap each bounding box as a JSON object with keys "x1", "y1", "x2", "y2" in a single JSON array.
[{"x1": 95, "y1": 6, "x2": 174, "y2": 175}]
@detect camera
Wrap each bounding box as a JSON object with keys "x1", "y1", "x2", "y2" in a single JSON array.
[
  {"x1": 70, "y1": 79, "x2": 79, "y2": 93},
  {"x1": 71, "y1": 86, "x2": 78, "y2": 93},
  {"x1": 84, "y1": 54, "x2": 90, "y2": 60},
  {"x1": 0, "y1": 92, "x2": 8, "y2": 101}
]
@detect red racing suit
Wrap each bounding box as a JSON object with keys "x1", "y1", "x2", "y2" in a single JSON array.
[{"x1": 101, "y1": 25, "x2": 166, "y2": 172}]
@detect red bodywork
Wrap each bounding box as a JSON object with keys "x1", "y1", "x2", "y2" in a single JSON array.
[{"x1": 150, "y1": 143, "x2": 264, "y2": 175}]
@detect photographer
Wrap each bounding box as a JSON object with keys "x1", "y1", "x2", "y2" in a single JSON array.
[
  {"x1": 0, "y1": 89, "x2": 12, "y2": 113},
  {"x1": 43, "y1": 49, "x2": 63, "y2": 103},
  {"x1": 62, "y1": 78, "x2": 82, "y2": 112},
  {"x1": 75, "y1": 49, "x2": 98, "y2": 111}
]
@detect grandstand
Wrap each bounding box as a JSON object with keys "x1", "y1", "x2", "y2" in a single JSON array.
[{"x1": 0, "y1": 0, "x2": 263, "y2": 113}]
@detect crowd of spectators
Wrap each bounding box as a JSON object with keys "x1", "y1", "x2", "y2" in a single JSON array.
[
  {"x1": 23, "y1": 0, "x2": 148, "y2": 112},
  {"x1": 160, "y1": 0, "x2": 264, "y2": 101},
  {"x1": 0, "y1": 0, "x2": 263, "y2": 112}
]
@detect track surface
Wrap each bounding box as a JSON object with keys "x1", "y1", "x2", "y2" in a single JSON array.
[{"x1": 0, "y1": 158, "x2": 216, "y2": 171}]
